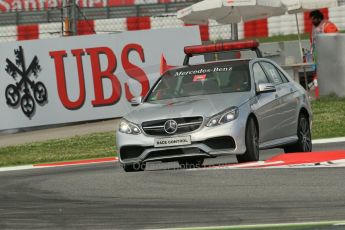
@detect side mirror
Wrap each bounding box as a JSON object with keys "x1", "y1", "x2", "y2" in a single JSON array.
[
  {"x1": 257, "y1": 83, "x2": 276, "y2": 94},
  {"x1": 130, "y1": 96, "x2": 142, "y2": 106}
]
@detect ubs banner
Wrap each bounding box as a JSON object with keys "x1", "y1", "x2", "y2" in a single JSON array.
[{"x1": 0, "y1": 27, "x2": 201, "y2": 130}]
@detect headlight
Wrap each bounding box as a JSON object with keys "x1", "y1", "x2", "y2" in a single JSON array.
[
  {"x1": 206, "y1": 107, "x2": 239, "y2": 127},
  {"x1": 119, "y1": 119, "x2": 141, "y2": 135}
]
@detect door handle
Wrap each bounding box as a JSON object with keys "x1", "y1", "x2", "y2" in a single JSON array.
[{"x1": 290, "y1": 88, "x2": 294, "y2": 93}]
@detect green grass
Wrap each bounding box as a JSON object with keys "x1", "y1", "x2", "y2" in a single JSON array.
[
  {"x1": 0, "y1": 97, "x2": 344, "y2": 167},
  {"x1": 258, "y1": 33, "x2": 310, "y2": 43},
  {"x1": 255, "y1": 30, "x2": 344, "y2": 43},
  {"x1": 311, "y1": 96, "x2": 345, "y2": 139},
  {"x1": 0, "y1": 132, "x2": 116, "y2": 167}
]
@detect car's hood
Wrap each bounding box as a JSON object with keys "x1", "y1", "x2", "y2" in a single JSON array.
[{"x1": 125, "y1": 92, "x2": 251, "y2": 124}]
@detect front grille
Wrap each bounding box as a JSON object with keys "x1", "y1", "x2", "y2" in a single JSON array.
[
  {"x1": 142, "y1": 117, "x2": 203, "y2": 136},
  {"x1": 145, "y1": 147, "x2": 205, "y2": 161}
]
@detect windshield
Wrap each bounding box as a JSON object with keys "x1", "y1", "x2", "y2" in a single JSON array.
[{"x1": 146, "y1": 61, "x2": 250, "y2": 102}]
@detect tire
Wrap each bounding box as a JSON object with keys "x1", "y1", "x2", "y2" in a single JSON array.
[
  {"x1": 122, "y1": 162, "x2": 146, "y2": 172},
  {"x1": 284, "y1": 113, "x2": 312, "y2": 153},
  {"x1": 178, "y1": 158, "x2": 204, "y2": 169},
  {"x1": 236, "y1": 118, "x2": 259, "y2": 163}
]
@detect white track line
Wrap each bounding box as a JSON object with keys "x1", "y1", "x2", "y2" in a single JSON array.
[
  {"x1": 0, "y1": 165, "x2": 35, "y2": 172},
  {"x1": 313, "y1": 137, "x2": 345, "y2": 144},
  {"x1": 0, "y1": 158, "x2": 118, "y2": 172},
  {"x1": 157, "y1": 220, "x2": 345, "y2": 230}
]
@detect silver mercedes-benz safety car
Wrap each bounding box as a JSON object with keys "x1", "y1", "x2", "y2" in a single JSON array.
[{"x1": 116, "y1": 41, "x2": 312, "y2": 172}]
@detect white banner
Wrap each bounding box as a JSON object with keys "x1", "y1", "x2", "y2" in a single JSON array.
[{"x1": 0, "y1": 27, "x2": 201, "y2": 130}]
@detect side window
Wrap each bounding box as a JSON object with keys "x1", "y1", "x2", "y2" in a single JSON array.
[
  {"x1": 252, "y1": 63, "x2": 269, "y2": 85},
  {"x1": 261, "y1": 62, "x2": 283, "y2": 85},
  {"x1": 277, "y1": 69, "x2": 289, "y2": 83}
]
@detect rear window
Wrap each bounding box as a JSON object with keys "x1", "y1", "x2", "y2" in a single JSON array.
[{"x1": 146, "y1": 61, "x2": 251, "y2": 102}]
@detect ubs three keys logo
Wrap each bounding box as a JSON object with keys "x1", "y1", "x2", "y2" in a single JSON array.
[{"x1": 4, "y1": 46, "x2": 48, "y2": 118}]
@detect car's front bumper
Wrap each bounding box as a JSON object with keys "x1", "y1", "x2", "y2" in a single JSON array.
[{"x1": 116, "y1": 119, "x2": 247, "y2": 164}]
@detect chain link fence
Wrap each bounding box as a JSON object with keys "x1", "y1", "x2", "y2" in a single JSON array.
[{"x1": 0, "y1": 0, "x2": 344, "y2": 43}]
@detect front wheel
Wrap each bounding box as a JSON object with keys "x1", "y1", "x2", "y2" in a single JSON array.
[
  {"x1": 122, "y1": 162, "x2": 146, "y2": 172},
  {"x1": 284, "y1": 113, "x2": 312, "y2": 153},
  {"x1": 236, "y1": 118, "x2": 259, "y2": 163}
]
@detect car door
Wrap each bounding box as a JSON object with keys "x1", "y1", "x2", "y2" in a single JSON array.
[
  {"x1": 260, "y1": 61, "x2": 298, "y2": 139},
  {"x1": 251, "y1": 62, "x2": 280, "y2": 144}
]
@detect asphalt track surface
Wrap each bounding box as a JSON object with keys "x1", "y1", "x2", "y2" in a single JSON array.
[{"x1": 1, "y1": 142, "x2": 345, "y2": 229}]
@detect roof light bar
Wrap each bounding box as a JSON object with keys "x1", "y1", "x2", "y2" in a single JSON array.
[{"x1": 184, "y1": 40, "x2": 259, "y2": 56}]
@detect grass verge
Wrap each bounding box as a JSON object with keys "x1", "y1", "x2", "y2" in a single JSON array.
[
  {"x1": 0, "y1": 132, "x2": 116, "y2": 167},
  {"x1": 0, "y1": 97, "x2": 344, "y2": 167},
  {"x1": 257, "y1": 31, "x2": 344, "y2": 43},
  {"x1": 258, "y1": 33, "x2": 310, "y2": 43},
  {"x1": 311, "y1": 96, "x2": 345, "y2": 139}
]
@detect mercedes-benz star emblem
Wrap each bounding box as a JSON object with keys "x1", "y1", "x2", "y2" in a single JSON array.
[{"x1": 164, "y1": 120, "x2": 178, "y2": 134}]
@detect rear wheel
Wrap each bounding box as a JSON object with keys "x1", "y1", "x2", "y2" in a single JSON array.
[
  {"x1": 122, "y1": 162, "x2": 146, "y2": 172},
  {"x1": 284, "y1": 113, "x2": 312, "y2": 153},
  {"x1": 236, "y1": 118, "x2": 259, "y2": 163},
  {"x1": 178, "y1": 158, "x2": 204, "y2": 169}
]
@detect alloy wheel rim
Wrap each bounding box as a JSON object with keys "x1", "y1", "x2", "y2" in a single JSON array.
[
  {"x1": 299, "y1": 117, "x2": 312, "y2": 152},
  {"x1": 252, "y1": 123, "x2": 259, "y2": 158}
]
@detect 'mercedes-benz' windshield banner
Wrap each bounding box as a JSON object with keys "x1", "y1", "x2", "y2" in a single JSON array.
[
  {"x1": 0, "y1": 27, "x2": 201, "y2": 130},
  {"x1": 174, "y1": 66, "x2": 233, "y2": 76}
]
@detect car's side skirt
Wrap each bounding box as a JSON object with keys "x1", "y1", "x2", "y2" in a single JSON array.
[{"x1": 259, "y1": 136, "x2": 298, "y2": 150}]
